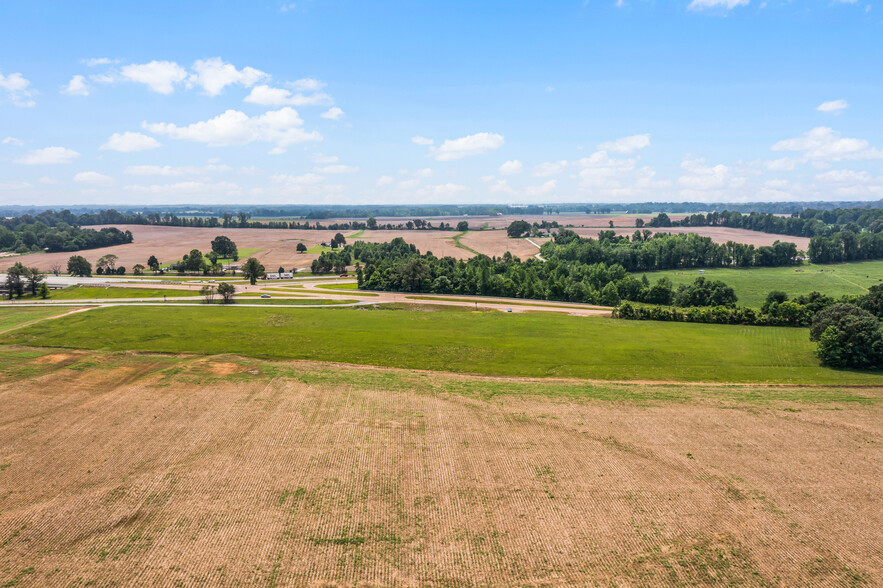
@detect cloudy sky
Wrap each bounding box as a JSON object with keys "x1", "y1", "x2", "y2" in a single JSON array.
[{"x1": 1, "y1": 0, "x2": 881, "y2": 206}]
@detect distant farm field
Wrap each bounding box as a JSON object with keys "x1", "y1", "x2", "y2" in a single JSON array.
[
  {"x1": 643, "y1": 260, "x2": 883, "y2": 308},
  {"x1": 0, "y1": 348, "x2": 879, "y2": 586},
  {"x1": 4, "y1": 306, "x2": 882, "y2": 385}
]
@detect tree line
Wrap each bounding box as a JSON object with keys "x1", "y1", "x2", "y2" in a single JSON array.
[
  {"x1": 0, "y1": 215, "x2": 133, "y2": 254},
  {"x1": 542, "y1": 229, "x2": 800, "y2": 271}
]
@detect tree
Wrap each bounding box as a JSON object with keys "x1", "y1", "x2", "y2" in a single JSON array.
[
  {"x1": 116, "y1": 267, "x2": 126, "y2": 275},
  {"x1": 67, "y1": 255, "x2": 92, "y2": 277},
  {"x1": 334, "y1": 233, "x2": 346, "y2": 248},
  {"x1": 296, "y1": 242, "x2": 307, "y2": 253},
  {"x1": 4, "y1": 263, "x2": 24, "y2": 299},
  {"x1": 761, "y1": 291, "x2": 788, "y2": 314},
  {"x1": 133, "y1": 264, "x2": 145, "y2": 275},
  {"x1": 182, "y1": 249, "x2": 206, "y2": 273},
  {"x1": 277, "y1": 266, "x2": 285, "y2": 274},
  {"x1": 810, "y1": 303, "x2": 874, "y2": 341},
  {"x1": 600, "y1": 282, "x2": 621, "y2": 306},
  {"x1": 506, "y1": 220, "x2": 531, "y2": 238},
  {"x1": 38, "y1": 282, "x2": 50, "y2": 299},
  {"x1": 217, "y1": 282, "x2": 235, "y2": 303},
  {"x1": 817, "y1": 314, "x2": 883, "y2": 369},
  {"x1": 147, "y1": 255, "x2": 160, "y2": 272},
  {"x1": 367, "y1": 217, "x2": 377, "y2": 230},
  {"x1": 24, "y1": 267, "x2": 44, "y2": 296},
  {"x1": 635, "y1": 218, "x2": 645, "y2": 228},
  {"x1": 242, "y1": 257, "x2": 265, "y2": 285},
  {"x1": 96, "y1": 254, "x2": 118, "y2": 273},
  {"x1": 199, "y1": 285, "x2": 216, "y2": 303},
  {"x1": 211, "y1": 235, "x2": 238, "y2": 259},
  {"x1": 49, "y1": 263, "x2": 62, "y2": 275},
  {"x1": 457, "y1": 221, "x2": 469, "y2": 232}
]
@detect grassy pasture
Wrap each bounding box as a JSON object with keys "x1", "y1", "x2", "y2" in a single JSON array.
[
  {"x1": 4, "y1": 305, "x2": 882, "y2": 385},
  {"x1": 642, "y1": 260, "x2": 883, "y2": 308},
  {"x1": 0, "y1": 307, "x2": 77, "y2": 333},
  {"x1": 46, "y1": 286, "x2": 201, "y2": 300}
]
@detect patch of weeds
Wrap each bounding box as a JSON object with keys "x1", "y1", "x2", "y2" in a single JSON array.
[
  {"x1": 0, "y1": 463, "x2": 9, "y2": 471},
  {"x1": 309, "y1": 533, "x2": 366, "y2": 547},
  {"x1": 0, "y1": 524, "x2": 26, "y2": 548},
  {"x1": 278, "y1": 486, "x2": 306, "y2": 506},
  {"x1": 2, "y1": 566, "x2": 35, "y2": 587}
]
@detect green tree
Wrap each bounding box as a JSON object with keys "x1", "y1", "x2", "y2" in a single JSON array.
[
  {"x1": 24, "y1": 267, "x2": 44, "y2": 296},
  {"x1": 296, "y1": 242, "x2": 307, "y2": 253},
  {"x1": 506, "y1": 220, "x2": 531, "y2": 238},
  {"x1": 817, "y1": 314, "x2": 883, "y2": 369},
  {"x1": 457, "y1": 221, "x2": 469, "y2": 231},
  {"x1": 600, "y1": 282, "x2": 620, "y2": 306},
  {"x1": 183, "y1": 249, "x2": 206, "y2": 273},
  {"x1": 4, "y1": 263, "x2": 25, "y2": 299},
  {"x1": 810, "y1": 303, "x2": 874, "y2": 341},
  {"x1": 242, "y1": 257, "x2": 265, "y2": 285},
  {"x1": 147, "y1": 255, "x2": 160, "y2": 272},
  {"x1": 38, "y1": 282, "x2": 50, "y2": 299},
  {"x1": 217, "y1": 282, "x2": 236, "y2": 303},
  {"x1": 334, "y1": 233, "x2": 346, "y2": 248},
  {"x1": 96, "y1": 254, "x2": 118, "y2": 273},
  {"x1": 133, "y1": 264, "x2": 145, "y2": 275},
  {"x1": 67, "y1": 255, "x2": 92, "y2": 277},
  {"x1": 367, "y1": 217, "x2": 377, "y2": 230},
  {"x1": 211, "y1": 235, "x2": 238, "y2": 258}
]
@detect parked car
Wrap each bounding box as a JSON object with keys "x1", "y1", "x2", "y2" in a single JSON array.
[{"x1": 260, "y1": 294, "x2": 271, "y2": 299}]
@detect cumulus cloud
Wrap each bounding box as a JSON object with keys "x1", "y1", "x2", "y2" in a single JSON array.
[
  {"x1": 0, "y1": 181, "x2": 32, "y2": 190},
  {"x1": 816, "y1": 99, "x2": 848, "y2": 115},
  {"x1": 315, "y1": 164, "x2": 358, "y2": 174},
  {"x1": 597, "y1": 133, "x2": 651, "y2": 154},
  {"x1": 0, "y1": 71, "x2": 36, "y2": 107},
  {"x1": 243, "y1": 84, "x2": 331, "y2": 106},
  {"x1": 270, "y1": 172, "x2": 324, "y2": 185},
  {"x1": 772, "y1": 127, "x2": 883, "y2": 161},
  {"x1": 15, "y1": 147, "x2": 80, "y2": 165},
  {"x1": 120, "y1": 60, "x2": 188, "y2": 94},
  {"x1": 101, "y1": 131, "x2": 162, "y2": 152},
  {"x1": 73, "y1": 171, "x2": 115, "y2": 186},
  {"x1": 143, "y1": 107, "x2": 322, "y2": 151},
  {"x1": 532, "y1": 160, "x2": 569, "y2": 177},
  {"x1": 123, "y1": 164, "x2": 232, "y2": 176},
  {"x1": 123, "y1": 181, "x2": 241, "y2": 196},
  {"x1": 62, "y1": 75, "x2": 90, "y2": 96},
  {"x1": 434, "y1": 133, "x2": 504, "y2": 161},
  {"x1": 376, "y1": 175, "x2": 395, "y2": 187},
  {"x1": 2, "y1": 137, "x2": 24, "y2": 146},
  {"x1": 524, "y1": 180, "x2": 557, "y2": 198},
  {"x1": 188, "y1": 57, "x2": 267, "y2": 96},
  {"x1": 320, "y1": 107, "x2": 344, "y2": 120},
  {"x1": 83, "y1": 58, "x2": 118, "y2": 67},
  {"x1": 411, "y1": 136, "x2": 434, "y2": 146},
  {"x1": 498, "y1": 160, "x2": 523, "y2": 175},
  {"x1": 677, "y1": 159, "x2": 745, "y2": 199},
  {"x1": 688, "y1": 0, "x2": 749, "y2": 11},
  {"x1": 488, "y1": 178, "x2": 516, "y2": 196}
]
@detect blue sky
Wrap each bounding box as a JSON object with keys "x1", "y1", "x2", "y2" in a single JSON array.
[{"x1": 1, "y1": 0, "x2": 881, "y2": 206}]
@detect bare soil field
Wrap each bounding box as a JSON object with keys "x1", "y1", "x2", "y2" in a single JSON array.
[
  {"x1": 574, "y1": 226, "x2": 811, "y2": 249},
  {"x1": 319, "y1": 213, "x2": 692, "y2": 230},
  {"x1": 458, "y1": 231, "x2": 549, "y2": 259},
  {"x1": 0, "y1": 348, "x2": 879, "y2": 586}
]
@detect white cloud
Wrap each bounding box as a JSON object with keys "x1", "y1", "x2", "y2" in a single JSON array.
[
  {"x1": 524, "y1": 180, "x2": 557, "y2": 197},
  {"x1": 280, "y1": 3, "x2": 297, "y2": 12},
  {"x1": 488, "y1": 178, "x2": 516, "y2": 196},
  {"x1": 2, "y1": 137, "x2": 24, "y2": 146},
  {"x1": 270, "y1": 172, "x2": 324, "y2": 185},
  {"x1": 0, "y1": 181, "x2": 32, "y2": 190},
  {"x1": 83, "y1": 58, "x2": 118, "y2": 67},
  {"x1": 73, "y1": 171, "x2": 115, "y2": 186},
  {"x1": 120, "y1": 61, "x2": 188, "y2": 94},
  {"x1": 413, "y1": 168, "x2": 434, "y2": 179},
  {"x1": 376, "y1": 175, "x2": 394, "y2": 187},
  {"x1": 597, "y1": 133, "x2": 651, "y2": 154},
  {"x1": 15, "y1": 147, "x2": 80, "y2": 165},
  {"x1": 411, "y1": 136, "x2": 434, "y2": 146},
  {"x1": 311, "y1": 153, "x2": 339, "y2": 164},
  {"x1": 498, "y1": 160, "x2": 523, "y2": 175},
  {"x1": 677, "y1": 158, "x2": 745, "y2": 196},
  {"x1": 320, "y1": 106, "x2": 344, "y2": 120},
  {"x1": 243, "y1": 84, "x2": 331, "y2": 106},
  {"x1": 434, "y1": 132, "x2": 504, "y2": 161},
  {"x1": 0, "y1": 71, "x2": 36, "y2": 107},
  {"x1": 772, "y1": 127, "x2": 883, "y2": 161},
  {"x1": 124, "y1": 181, "x2": 241, "y2": 196},
  {"x1": 315, "y1": 164, "x2": 359, "y2": 174},
  {"x1": 39, "y1": 176, "x2": 60, "y2": 185},
  {"x1": 101, "y1": 131, "x2": 162, "y2": 152},
  {"x1": 765, "y1": 157, "x2": 796, "y2": 171},
  {"x1": 425, "y1": 183, "x2": 467, "y2": 198},
  {"x1": 688, "y1": 0, "x2": 749, "y2": 11},
  {"x1": 62, "y1": 75, "x2": 90, "y2": 96},
  {"x1": 188, "y1": 57, "x2": 267, "y2": 96},
  {"x1": 816, "y1": 99, "x2": 848, "y2": 115},
  {"x1": 533, "y1": 160, "x2": 569, "y2": 177},
  {"x1": 289, "y1": 78, "x2": 325, "y2": 92},
  {"x1": 124, "y1": 164, "x2": 231, "y2": 176},
  {"x1": 397, "y1": 179, "x2": 420, "y2": 190},
  {"x1": 143, "y1": 107, "x2": 322, "y2": 149}
]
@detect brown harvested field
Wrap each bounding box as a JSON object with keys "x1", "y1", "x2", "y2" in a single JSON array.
[
  {"x1": 574, "y1": 226, "x2": 811, "y2": 249},
  {"x1": 319, "y1": 213, "x2": 692, "y2": 229},
  {"x1": 459, "y1": 231, "x2": 548, "y2": 259},
  {"x1": 1, "y1": 348, "x2": 880, "y2": 587}
]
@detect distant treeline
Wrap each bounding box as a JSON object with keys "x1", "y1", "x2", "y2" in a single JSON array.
[
  {"x1": 4, "y1": 201, "x2": 883, "y2": 221},
  {"x1": 0, "y1": 212, "x2": 133, "y2": 254},
  {"x1": 646, "y1": 207, "x2": 883, "y2": 237},
  {"x1": 542, "y1": 229, "x2": 800, "y2": 272}
]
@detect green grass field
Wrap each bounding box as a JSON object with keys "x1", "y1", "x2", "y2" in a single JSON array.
[
  {"x1": 313, "y1": 283, "x2": 379, "y2": 295},
  {"x1": 4, "y1": 305, "x2": 881, "y2": 385},
  {"x1": 451, "y1": 231, "x2": 481, "y2": 255},
  {"x1": 0, "y1": 307, "x2": 77, "y2": 333},
  {"x1": 305, "y1": 245, "x2": 333, "y2": 254},
  {"x1": 641, "y1": 260, "x2": 883, "y2": 308},
  {"x1": 42, "y1": 286, "x2": 202, "y2": 300}
]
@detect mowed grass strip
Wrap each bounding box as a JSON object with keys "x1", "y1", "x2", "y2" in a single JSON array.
[
  {"x1": 46, "y1": 286, "x2": 201, "y2": 300},
  {"x1": 642, "y1": 260, "x2": 883, "y2": 308},
  {"x1": 5, "y1": 306, "x2": 882, "y2": 385},
  {"x1": 0, "y1": 307, "x2": 79, "y2": 333}
]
